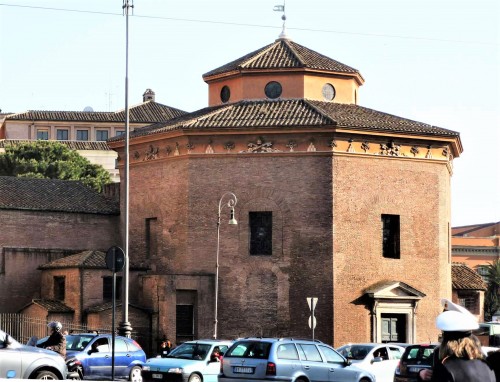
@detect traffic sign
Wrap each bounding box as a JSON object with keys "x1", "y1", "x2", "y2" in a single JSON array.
[
  {"x1": 105, "y1": 246, "x2": 125, "y2": 272},
  {"x1": 307, "y1": 297, "x2": 318, "y2": 311},
  {"x1": 308, "y1": 316, "x2": 317, "y2": 329}
]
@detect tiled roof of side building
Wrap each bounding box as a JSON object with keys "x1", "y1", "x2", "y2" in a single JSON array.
[
  {"x1": 451, "y1": 263, "x2": 487, "y2": 290},
  {"x1": 38, "y1": 250, "x2": 149, "y2": 270},
  {"x1": 115, "y1": 99, "x2": 459, "y2": 140},
  {"x1": 4, "y1": 101, "x2": 187, "y2": 123},
  {"x1": 203, "y1": 39, "x2": 361, "y2": 78},
  {"x1": 26, "y1": 299, "x2": 74, "y2": 313},
  {"x1": 0, "y1": 176, "x2": 120, "y2": 215},
  {"x1": 0, "y1": 139, "x2": 111, "y2": 151}
]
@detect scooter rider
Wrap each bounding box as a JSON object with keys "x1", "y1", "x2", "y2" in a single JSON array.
[{"x1": 38, "y1": 321, "x2": 66, "y2": 358}]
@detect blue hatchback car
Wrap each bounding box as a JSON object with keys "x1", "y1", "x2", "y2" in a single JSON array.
[{"x1": 63, "y1": 333, "x2": 146, "y2": 381}]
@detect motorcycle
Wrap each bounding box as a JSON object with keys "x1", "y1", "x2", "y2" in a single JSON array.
[{"x1": 66, "y1": 357, "x2": 84, "y2": 380}]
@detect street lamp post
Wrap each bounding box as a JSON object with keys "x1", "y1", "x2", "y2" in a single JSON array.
[{"x1": 214, "y1": 192, "x2": 238, "y2": 339}]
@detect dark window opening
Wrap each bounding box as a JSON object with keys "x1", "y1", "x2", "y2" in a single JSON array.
[
  {"x1": 250, "y1": 211, "x2": 272, "y2": 256},
  {"x1": 458, "y1": 291, "x2": 479, "y2": 314},
  {"x1": 56, "y1": 129, "x2": 68, "y2": 140},
  {"x1": 103, "y1": 276, "x2": 122, "y2": 301},
  {"x1": 382, "y1": 214, "x2": 400, "y2": 259},
  {"x1": 54, "y1": 276, "x2": 65, "y2": 300},
  {"x1": 176, "y1": 304, "x2": 194, "y2": 342},
  {"x1": 145, "y1": 217, "x2": 158, "y2": 259}
]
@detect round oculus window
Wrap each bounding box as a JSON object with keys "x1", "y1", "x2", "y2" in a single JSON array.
[
  {"x1": 220, "y1": 85, "x2": 230, "y2": 103},
  {"x1": 264, "y1": 81, "x2": 282, "y2": 99},
  {"x1": 322, "y1": 83, "x2": 336, "y2": 101}
]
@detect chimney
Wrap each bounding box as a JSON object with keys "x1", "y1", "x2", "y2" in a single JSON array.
[{"x1": 143, "y1": 88, "x2": 155, "y2": 102}]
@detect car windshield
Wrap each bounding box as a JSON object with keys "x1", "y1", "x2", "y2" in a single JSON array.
[
  {"x1": 167, "y1": 343, "x2": 212, "y2": 360},
  {"x1": 337, "y1": 345, "x2": 373, "y2": 360},
  {"x1": 65, "y1": 334, "x2": 96, "y2": 351}
]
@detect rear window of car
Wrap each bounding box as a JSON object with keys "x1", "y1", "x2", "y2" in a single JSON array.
[
  {"x1": 402, "y1": 345, "x2": 435, "y2": 365},
  {"x1": 225, "y1": 341, "x2": 272, "y2": 359}
]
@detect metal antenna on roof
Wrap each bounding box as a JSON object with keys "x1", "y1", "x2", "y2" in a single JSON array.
[{"x1": 273, "y1": 0, "x2": 289, "y2": 40}]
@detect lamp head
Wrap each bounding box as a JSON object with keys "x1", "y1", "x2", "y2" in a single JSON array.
[{"x1": 228, "y1": 207, "x2": 238, "y2": 225}]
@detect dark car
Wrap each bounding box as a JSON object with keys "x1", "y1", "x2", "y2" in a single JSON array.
[
  {"x1": 39, "y1": 333, "x2": 146, "y2": 381},
  {"x1": 394, "y1": 343, "x2": 438, "y2": 382}
]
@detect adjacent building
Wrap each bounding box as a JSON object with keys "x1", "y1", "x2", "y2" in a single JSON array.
[{"x1": 0, "y1": 90, "x2": 187, "y2": 182}]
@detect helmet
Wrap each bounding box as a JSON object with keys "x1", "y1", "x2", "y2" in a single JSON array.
[
  {"x1": 436, "y1": 310, "x2": 479, "y2": 332},
  {"x1": 47, "y1": 321, "x2": 62, "y2": 332}
]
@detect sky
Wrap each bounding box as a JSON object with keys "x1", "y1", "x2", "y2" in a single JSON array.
[{"x1": 0, "y1": 0, "x2": 498, "y2": 227}]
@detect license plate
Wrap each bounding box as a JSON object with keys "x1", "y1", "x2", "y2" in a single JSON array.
[
  {"x1": 152, "y1": 373, "x2": 163, "y2": 379},
  {"x1": 409, "y1": 366, "x2": 428, "y2": 373},
  {"x1": 233, "y1": 366, "x2": 253, "y2": 374}
]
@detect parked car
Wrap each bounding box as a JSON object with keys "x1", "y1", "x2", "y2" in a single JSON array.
[
  {"x1": 219, "y1": 337, "x2": 376, "y2": 382},
  {"x1": 44, "y1": 332, "x2": 146, "y2": 381},
  {"x1": 394, "y1": 343, "x2": 438, "y2": 382},
  {"x1": 0, "y1": 329, "x2": 68, "y2": 380},
  {"x1": 336, "y1": 343, "x2": 405, "y2": 382},
  {"x1": 141, "y1": 339, "x2": 233, "y2": 382}
]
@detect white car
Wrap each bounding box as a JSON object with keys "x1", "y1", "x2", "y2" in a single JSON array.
[
  {"x1": 0, "y1": 329, "x2": 68, "y2": 379},
  {"x1": 336, "y1": 343, "x2": 406, "y2": 382}
]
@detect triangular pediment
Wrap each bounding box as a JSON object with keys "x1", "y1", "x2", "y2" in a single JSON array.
[{"x1": 364, "y1": 280, "x2": 426, "y2": 300}]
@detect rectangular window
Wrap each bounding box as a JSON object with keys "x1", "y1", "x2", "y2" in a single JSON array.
[
  {"x1": 249, "y1": 211, "x2": 272, "y2": 256},
  {"x1": 103, "y1": 276, "x2": 122, "y2": 301},
  {"x1": 176, "y1": 304, "x2": 194, "y2": 340},
  {"x1": 56, "y1": 129, "x2": 69, "y2": 140},
  {"x1": 37, "y1": 130, "x2": 49, "y2": 140},
  {"x1": 76, "y1": 130, "x2": 89, "y2": 141},
  {"x1": 458, "y1": 291, "x2": 479, "y2": 314},
  {"x1": 145, "y1": 217, "x2": 158, "y2": 259},
  {"x1": 382, "y1": 214, "x2": 400, "y2": 259},
  {"x1": 115, "y1": 130, "x2": 125, "y2": 137},
  {"x1": 96, "y1": 130, "x2": 109, "y2": 141},
  {"x1": 53, "y1": 276, "x2": 65, "y2": 300}
]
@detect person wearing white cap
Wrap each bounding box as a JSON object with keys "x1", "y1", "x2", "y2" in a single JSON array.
[{"x1": 418, "y1": 310, "x2": 495, "y2": 381}]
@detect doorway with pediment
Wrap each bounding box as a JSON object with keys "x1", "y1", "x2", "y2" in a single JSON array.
[{"x1": 364, "y1": 281, "x2": 426, "y2": 344}]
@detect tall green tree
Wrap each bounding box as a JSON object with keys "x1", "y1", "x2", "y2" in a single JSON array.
[
  {"x1": 0, "y1": 141, "x2": 112, "y2": 192},
  {"x1": 484, "y1": 259, "x2": 500, "y2": 321}
]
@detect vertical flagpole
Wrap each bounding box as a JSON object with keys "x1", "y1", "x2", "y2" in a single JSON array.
[{"x1": 119, "y1": 0, "x2": 133, "y2": 338}]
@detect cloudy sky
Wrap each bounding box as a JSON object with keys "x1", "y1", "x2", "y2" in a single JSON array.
[{"x1": 0, "y1": 0, "x2": 498, "y2": 227}]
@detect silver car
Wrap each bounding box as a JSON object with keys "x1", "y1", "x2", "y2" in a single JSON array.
[
  {"x1": 220, "y1": 337, "x2": 376, "y2": 382},
  {"x1": 0, "y1": 329, "x2": 68, "y2": 380}
]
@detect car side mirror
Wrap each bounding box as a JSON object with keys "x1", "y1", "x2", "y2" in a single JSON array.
[{"x1": 345, "y1": 359, "x2": 352, "y2": 366}]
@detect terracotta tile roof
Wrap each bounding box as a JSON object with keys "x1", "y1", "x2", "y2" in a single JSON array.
[
  {"x1": 4, "y1": 101, "x2": 187, "y2": 124},
  {"x1": 39, "y1": 250, "x2": 108, "y2": 269},
  {"x1": 116, "y1": 99, "x2": 458, "y2": 141},
  {"x1": 38, "y1": 250, "x2": 150, "y2": 270},
  {"x1": 452, "y1": 263, "x2": 486, "y2": 290},
  {"x1": 0, "y1": 139, "x2": 111, "y2": 151},
  {"x1": 203, "y1": 39, "x2": 360, "y2": 78},
  {"x1": 452, "y1": 222, "x2": 500, "y2": 237},
  {"x1": 29, "y1": 299, "x2": 74, "y2": 313},
  {"x1": 85, "y1": 301, "x2": 152, "y2": 313},
  {"x1": 0, "y1": 176, "x2": 119, "y2": 215}
]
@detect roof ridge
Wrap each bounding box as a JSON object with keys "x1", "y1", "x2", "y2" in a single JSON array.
[
  {"x1": 283, "y1": 39, "x2": 306, "y2": 66},
  {"x1": 302, "y1": 99, "x2": 338, "y2": 125},
  {"x1": 240, "y1": 41, "x2": 282, "y2": 69}
]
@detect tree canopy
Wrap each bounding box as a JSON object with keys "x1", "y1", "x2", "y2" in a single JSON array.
[
  {"x1": 484, "y1": 259, "x2": 500, "y2": 321},
  {"x1": 0, "y1": 141, "x2": 112, "y2": 192}
]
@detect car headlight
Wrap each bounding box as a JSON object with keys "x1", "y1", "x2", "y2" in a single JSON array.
[
  {"x1": 167, "y1": 368, "x2": 183, "y2": 374},
  {"x1": 142, "y1": 366, "x2": 150, "y2": 371}
]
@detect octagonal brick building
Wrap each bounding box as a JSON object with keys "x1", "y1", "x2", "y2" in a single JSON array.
[{"x1": 109, "y1": 34, "x2": 462, "y2": 347}]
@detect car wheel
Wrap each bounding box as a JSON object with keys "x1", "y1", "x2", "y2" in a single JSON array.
[
  {"x1": 295, "y1": 378, "x2": 307, "y2": 382},
  {"x1": 35, "y1": 370, "x2": 59, "y2": 380},
  {"x1": 188, "y1": 373, "x2": 202, "y2": 382},
  {"x1": 129, "y1": 366, "x2": 142, "y2": 382},
  {"x1": 359, "y1": 378, "x2": 372, "y2": 382}
]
